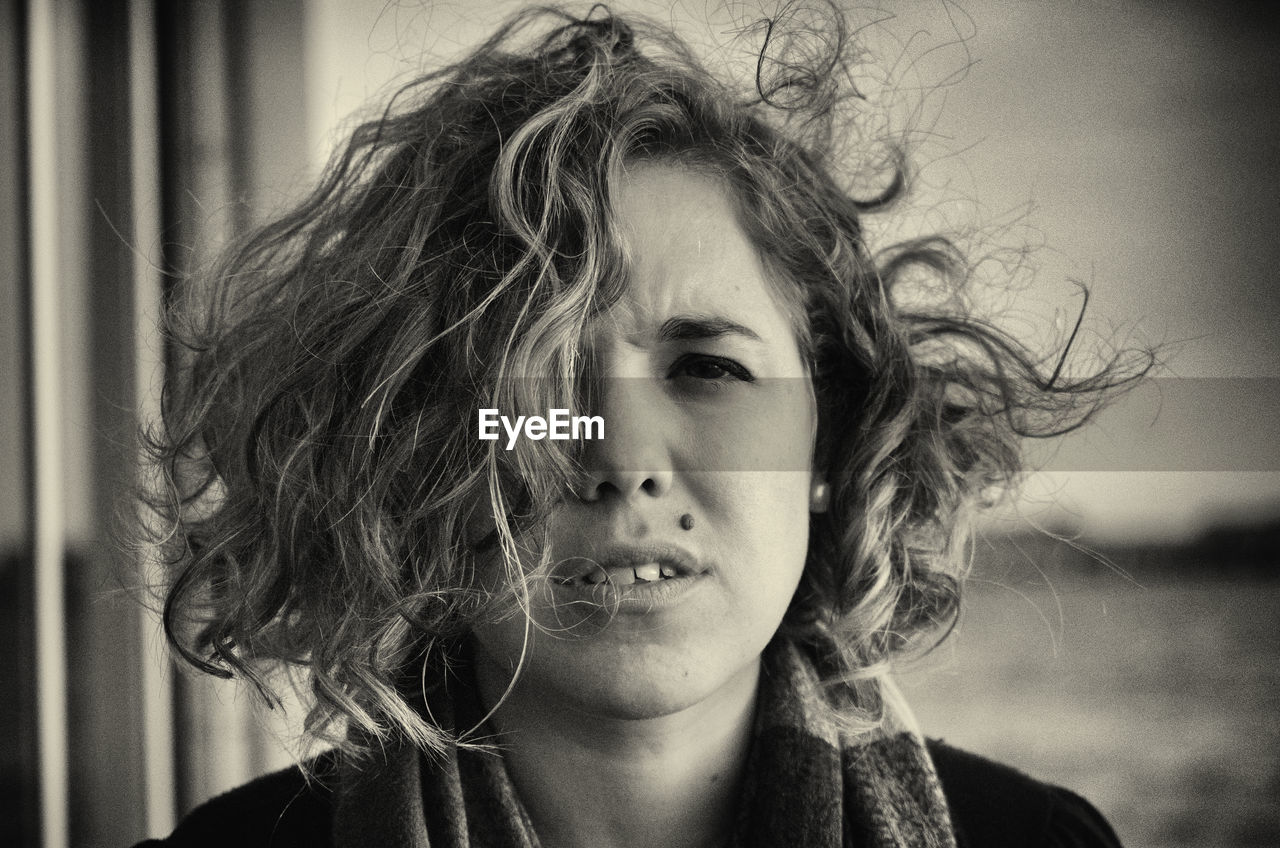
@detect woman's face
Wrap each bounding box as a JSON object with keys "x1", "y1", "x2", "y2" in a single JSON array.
[{"x1": 471, "y1": 163, "x2": 820, "y2": 721}]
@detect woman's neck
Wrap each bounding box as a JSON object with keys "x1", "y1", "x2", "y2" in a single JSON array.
[{"x1": 473, "y1": 655, "x2": 760, "y2": 848}]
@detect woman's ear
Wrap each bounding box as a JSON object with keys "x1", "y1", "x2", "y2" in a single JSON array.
[{"x1": 809, "y1": 476, "x2": 830, "y2": 513}]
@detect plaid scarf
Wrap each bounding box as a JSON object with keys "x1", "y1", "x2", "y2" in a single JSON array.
[{"x1": 333, "y1": 637, "x2": 956, "y2": 848}]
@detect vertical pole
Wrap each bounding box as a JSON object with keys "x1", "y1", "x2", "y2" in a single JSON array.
[
  {"x1": 26, "y1": 0, "x2": 69, "y2": 844},
  {"x1": 130, "y1": 0, "x2": 177, "y2": 836}
]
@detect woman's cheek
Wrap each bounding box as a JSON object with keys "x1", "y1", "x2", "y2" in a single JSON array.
[{"x1": 686, "y1": 382, "x2": 815, "y2": 473}]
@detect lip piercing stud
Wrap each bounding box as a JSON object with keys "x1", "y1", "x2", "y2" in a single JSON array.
[{"x1": 680, "y1": 513, "x2": 695, "y2": 531}]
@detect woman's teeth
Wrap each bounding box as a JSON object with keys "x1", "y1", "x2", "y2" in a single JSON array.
[
  {"x1": 559, "y1": 563, "x2": 679, "y2": 587},
  {"x1": 634, "y1": 563, "x2": 661, "y2": 582}
]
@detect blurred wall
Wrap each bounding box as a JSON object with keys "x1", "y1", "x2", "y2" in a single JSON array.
[
  {"x1": 3, "y1": 4, "x2": 37, "y2": 845},
  {"x1": 7, "y1": 1, "x2": 310, "y2": 845}
]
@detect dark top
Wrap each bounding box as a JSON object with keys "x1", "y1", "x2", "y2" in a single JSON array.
[{"x1": 134, "y1": 739, "x2": 1123, "y2": 847}]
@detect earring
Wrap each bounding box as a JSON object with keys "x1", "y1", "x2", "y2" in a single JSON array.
[{"x1": 809, "y1": 481, "x2": 830, "y2": 513}]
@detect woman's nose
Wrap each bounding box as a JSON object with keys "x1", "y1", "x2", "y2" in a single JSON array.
[{"x1": 576, "y1": 377, "x2": 674, "y2": 502}]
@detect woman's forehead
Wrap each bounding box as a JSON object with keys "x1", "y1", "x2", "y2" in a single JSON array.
[{"x1": 598, "y1": 164, "x2": 796, "y2": 348}]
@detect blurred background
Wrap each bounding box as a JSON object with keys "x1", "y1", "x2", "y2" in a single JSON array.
[{"x1": 2, "y1": 1, "x2": 1277, "y2": 846}]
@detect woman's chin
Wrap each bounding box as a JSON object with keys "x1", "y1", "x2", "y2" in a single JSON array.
[
  {"x1": 519, "y1": 634, "x2": 763, "y2": 724},
  {"x1": 470, "y1": 584, "x2": 784, "y2": 726}
]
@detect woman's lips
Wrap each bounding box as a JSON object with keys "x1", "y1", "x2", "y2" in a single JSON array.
[
  {"x1": 553, "y1": 560, "x2": 680, "y2": 587},
  {"x1": 548, "y1": 543, "x2": 707, "y2": 608},
  {"x1": 549, "y1": 542, "x2": 702, "y2": 584}
]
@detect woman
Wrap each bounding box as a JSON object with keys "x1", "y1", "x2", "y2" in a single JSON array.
[{"x1": 135, "y1": 7, "x2": 1144, "y2": 847}]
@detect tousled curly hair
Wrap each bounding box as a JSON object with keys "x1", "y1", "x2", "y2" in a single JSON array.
[{"x1": 140, "y1": 5, "x2": 1148, "y2": 759}]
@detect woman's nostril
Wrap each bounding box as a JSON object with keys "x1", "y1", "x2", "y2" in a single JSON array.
[{"x1": 577, "y1": 469, "x2": 670, "y2": 502}]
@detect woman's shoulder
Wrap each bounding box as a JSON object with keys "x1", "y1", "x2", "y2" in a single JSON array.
[
  {"x1": 927, "y1": 738, "x2": 1125, "y2": 848},
  {"x1": 131, "y1": 752, "x2": 338, "y2": 848}
]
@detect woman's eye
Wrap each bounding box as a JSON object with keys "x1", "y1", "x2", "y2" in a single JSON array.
[{"x1": 668, "y1": 354, "x2": 755, "y2": 383}]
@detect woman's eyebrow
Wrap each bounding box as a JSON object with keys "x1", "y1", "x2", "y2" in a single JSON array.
[{"x1": 657, "y1": 314, "x2": 763, "y2": 343}]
